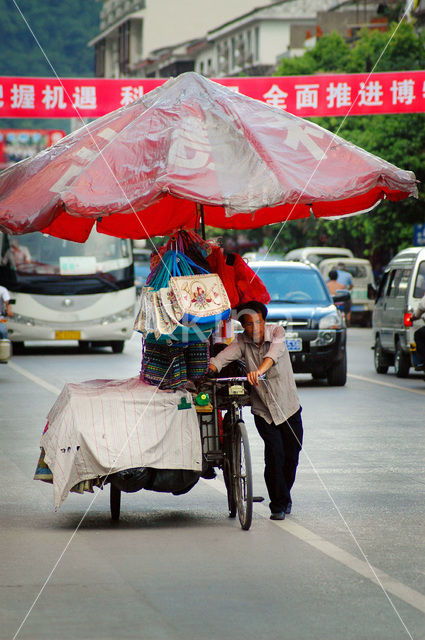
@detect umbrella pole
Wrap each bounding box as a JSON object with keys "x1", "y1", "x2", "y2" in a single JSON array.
[{"x1": 196, "y1": 203, "x2": 206, "y2": 240}]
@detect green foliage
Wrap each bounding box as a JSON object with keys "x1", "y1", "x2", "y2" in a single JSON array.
[
  {"x1": 274, "y1": 22, "x2": 425, "y2": 262},
  {"x1": 0, "y1": 0, "x2": 99, "y2": 131},
  {"x1": 0, "y1": 0, "x2": 99, "y2": 77}
]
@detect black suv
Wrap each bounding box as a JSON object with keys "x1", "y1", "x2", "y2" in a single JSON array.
[{"x1": 249, "y1": 261, "x2": 347, "y2": 385}]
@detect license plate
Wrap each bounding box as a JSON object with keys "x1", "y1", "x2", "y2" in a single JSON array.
[
  {"x1": 286, "y1": 338, "x2": 302, "y2": 352},
  {"x1": 55, "y1": 330, "x2": 81, "y2": 340}
]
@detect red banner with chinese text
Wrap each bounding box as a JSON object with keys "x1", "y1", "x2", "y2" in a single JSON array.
[{"x1": 0, "y1": 71, "x2": 424, "y2": 119}]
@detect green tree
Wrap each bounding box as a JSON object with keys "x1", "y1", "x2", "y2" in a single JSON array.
[
  {"x1": 273, "y1": 22, "x2": 425, "y2": 262},
  {"x1": 0, "y1": 0, "x2": 100, "y2": 132}
]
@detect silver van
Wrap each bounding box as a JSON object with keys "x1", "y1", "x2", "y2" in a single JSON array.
[
  {"x1": 284, "y1": 246, "x2": 354, "y2": 265},
  {"x1": 372, "y1": 246, "x2": 425, "y2": 377}
]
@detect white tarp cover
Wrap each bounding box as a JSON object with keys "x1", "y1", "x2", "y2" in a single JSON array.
[{"x1": 41, "y1": 377, "x2": 202, "y2": 507}]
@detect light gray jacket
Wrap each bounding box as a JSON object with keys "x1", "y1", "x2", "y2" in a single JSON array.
[{"x1": 210, "y1": 324, "x2": 300, "y2": 425}]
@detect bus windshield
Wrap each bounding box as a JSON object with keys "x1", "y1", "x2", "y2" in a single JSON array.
[{"x1": 1, "y1": 231, "x2": 134, "y2": 295}]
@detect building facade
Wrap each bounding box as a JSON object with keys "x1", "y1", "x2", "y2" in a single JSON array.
[
  {"x1": 90, "y1": 0, "x2": 276, "y2": 78},
  {"x1": 90, "y1": 0, "x2": 408, "y2": 79}
]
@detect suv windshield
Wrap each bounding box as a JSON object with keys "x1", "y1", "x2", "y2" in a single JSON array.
[{"x1": 255, "y1": 266, "x2": 331, "y2": 304}]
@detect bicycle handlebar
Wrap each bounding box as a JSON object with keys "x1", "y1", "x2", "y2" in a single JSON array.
[{"x1": 212, "y1": 375, "x2": 266, "y2": 382}]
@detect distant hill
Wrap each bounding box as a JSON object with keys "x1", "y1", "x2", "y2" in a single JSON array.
[{"x1": 0, "y1": 0, "x2": 100, "y2": 77}]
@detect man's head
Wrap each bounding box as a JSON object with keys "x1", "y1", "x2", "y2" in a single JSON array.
[
  {"x1": 329, "y1": 269, "x2": 338, "y2": 281},
  {"x1": 337, "y1": 262, "x2": 346, "y2": 270},
  {"x1": 236, "y1": 301, "x2": 268, "y2": 344}
]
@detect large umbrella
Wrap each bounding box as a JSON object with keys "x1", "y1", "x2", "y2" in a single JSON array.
[{"x1": 0, "y1": 72, "x2": 418, "y2": 242}]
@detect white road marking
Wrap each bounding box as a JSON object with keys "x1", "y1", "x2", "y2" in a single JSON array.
[
  {"x1": 348, "y1": 373, "x2": 425, "y2": 396},
  {"x1": 10, "y1": 361, "x2": 425, "y2": 614},
  {"x1": 203, "y1": 478, "x2": 425, "y2": 615},
  {"x1": 8, "y1": 361, "x2": 60, "y2": 395}
]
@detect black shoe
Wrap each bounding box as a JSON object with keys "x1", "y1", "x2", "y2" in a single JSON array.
[
  {"x1": 285, "y1": 502, "x2": 292, "y2": 515},
  {"x1": 414, "y1": 362, "x2": 424, "y2": 371},
  {"x1": 270, "y1": 511, "x2": 285, "y2": 521}
]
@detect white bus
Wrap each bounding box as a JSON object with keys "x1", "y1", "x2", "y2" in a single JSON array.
[{"x1": 0, "y1": 230, "x2": 136, "y2": 353}]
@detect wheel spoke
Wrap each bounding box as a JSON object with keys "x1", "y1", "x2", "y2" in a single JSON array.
[{"x1": 231, "y1": 421, "x2": 253, "y2": 530}]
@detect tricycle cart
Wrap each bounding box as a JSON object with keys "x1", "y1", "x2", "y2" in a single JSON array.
[{"x1": 109, "y1": 376, "x2": 254, "y2": 531}]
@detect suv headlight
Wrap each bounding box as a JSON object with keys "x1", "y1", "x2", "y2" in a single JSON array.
[{"x1": 319, "y1": 312, "x2": 343, "y2": 330}]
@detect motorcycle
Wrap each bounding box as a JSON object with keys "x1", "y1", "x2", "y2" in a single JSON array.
[
  {"x1": 407, "y1": 314, "x2": 425, "y2": 379},
  {"x1": 0, "y1": 322, "x2": 12, "y2": 364},
  {"x1": 0, "y1": 298, "x2": 14, "y2": 364}
]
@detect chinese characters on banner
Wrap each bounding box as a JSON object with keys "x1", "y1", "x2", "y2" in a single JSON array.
[{"x1": 0, "y1": 72, "x2": 424, "y2": 119}]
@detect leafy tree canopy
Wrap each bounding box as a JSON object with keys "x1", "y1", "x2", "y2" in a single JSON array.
[
  {"x1": 270, "y1": 22, "x2": 425, "y2": 264},
  {"x1": 0, "y1": 0, "x2": 100, "y2": 131},
  {"x1": 0, "y1": 0, "x2": 99, "y2": 77}
]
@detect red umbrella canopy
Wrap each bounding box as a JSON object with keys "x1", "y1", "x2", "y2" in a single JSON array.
[{"x1": 0, "y1": 72, "x2": 418, "y2": 242}]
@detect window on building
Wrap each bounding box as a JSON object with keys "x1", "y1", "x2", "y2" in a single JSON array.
[
  {"x1": 118, "y1": 21, "x2": 131, "y2": 74},
  {"x1": 231, "y1": 37, "x2": 236, "y2": 69},
  {"x1": 95, "y1": 39, "x2": 106, "y2": 78},
  {"x1": 254, "y1": 26, "x2": 260, "y2": 61},
  {"x1": 200, "y1": 61, "x2": 204, "y2": 75},
  {"x1": 247, "y1": 29, "x2": 252, "y2": 54}
]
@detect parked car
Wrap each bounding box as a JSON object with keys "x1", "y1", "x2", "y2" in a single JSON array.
[
  {"x1": 243, "y1": 251, "x2": 285, "y2": 262},
  {"x1": 284, "y1": 246, "x2": 354, "y2": 266},
  {"x1": 249, "y1": 261, "x2": 348, "y2": 385},
  {"x1": 319, "y1": 257, "x2": 376, "y2": 326},
  {"x1": 372, "y1": 246, "x2": 425, "y2": 377},
  {"x1": 133, "y1": 248, "x2": 151, "y2": 295}
]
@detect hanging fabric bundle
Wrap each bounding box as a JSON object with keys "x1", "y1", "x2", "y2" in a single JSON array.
[
  {"x1": 150, "y1": 229, "x2": 214, "y2": 273},
  {"x1": 185, "y1": 341, "x2": 210, "y2": 379},
  {"x1": 207, "y1": 248, "x2": 271, "y2": 308},
  {"x1": 136, "y1": 249, "x2": 230, "y2": 344},
  {"x1": 141, "y1": 341, "x2": 188, "y2": 390}
]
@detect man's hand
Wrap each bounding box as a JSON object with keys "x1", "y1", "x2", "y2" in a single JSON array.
[
  {"x1": 247, "y1": 357, "x2": 274, "y2": 385},
  {"x1": 247, "y1": 370, "x2": 261, "y2": 386}
]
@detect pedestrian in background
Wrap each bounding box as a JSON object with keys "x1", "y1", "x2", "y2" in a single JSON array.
[
  {"x1": 0, "y1": 284, "x2": 13, "y2": 339},
  {"x1": 336, "y1": 262, "x2": 353, "y2": 326},
  {"x1": 410, "y1": 293, "x2": 425, "y2": 369}
]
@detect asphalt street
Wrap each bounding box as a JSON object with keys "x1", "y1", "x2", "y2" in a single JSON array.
[{"x1": 1, "y1": 328, "x2": 424, "y2": 640}]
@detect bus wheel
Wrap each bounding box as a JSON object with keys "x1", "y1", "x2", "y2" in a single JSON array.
[
  {"x1": 78, "y1": 340, "x2": 91, "y2": 353},
  {"x1": 12, "y1": 341, "x2": 25, "y2": 355},
  {"x1": 111, "y1": 341, "x2": 125, "y2": 354}
]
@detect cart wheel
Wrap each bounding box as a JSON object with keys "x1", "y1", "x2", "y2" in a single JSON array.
[
  {"x1": 223, "y1": 457, "x2": 237, "y2": 518},
  {"x1": 231, "y1": 420, "x2": 253, "y2": 531},
  {"x1": 110, "y1": 483, "x2": 121, "y2": 521}
]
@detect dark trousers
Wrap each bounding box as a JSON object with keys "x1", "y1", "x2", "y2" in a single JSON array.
[
  {"x1": 414, "y1": 326, "x2": 425, "y2": 364},
  {"x1": 254, "y1": 408, "x2": 303, "y2": 514}
]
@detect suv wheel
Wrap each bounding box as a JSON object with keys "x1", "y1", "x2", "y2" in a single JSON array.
[
  {"x1": 327, "y1": 352, "x2": 347, "y2": 386},
  {"x1": 374, "y1": 336, "x2": 389, "y2": 374},
  {"x1": 394, "y1": 342, "x2": 410, "y2": 378}
]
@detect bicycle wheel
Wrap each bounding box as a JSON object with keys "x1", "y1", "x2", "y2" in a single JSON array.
[
  {"x1": 110, "y1": 483, "x2": 121, "y2": 521},
  {"x1": 223, "y1": 457, "x2": 237, "y2": 518},
  {"x1": 231, "y1": 420, "x2": 253, "y2": 530}
]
